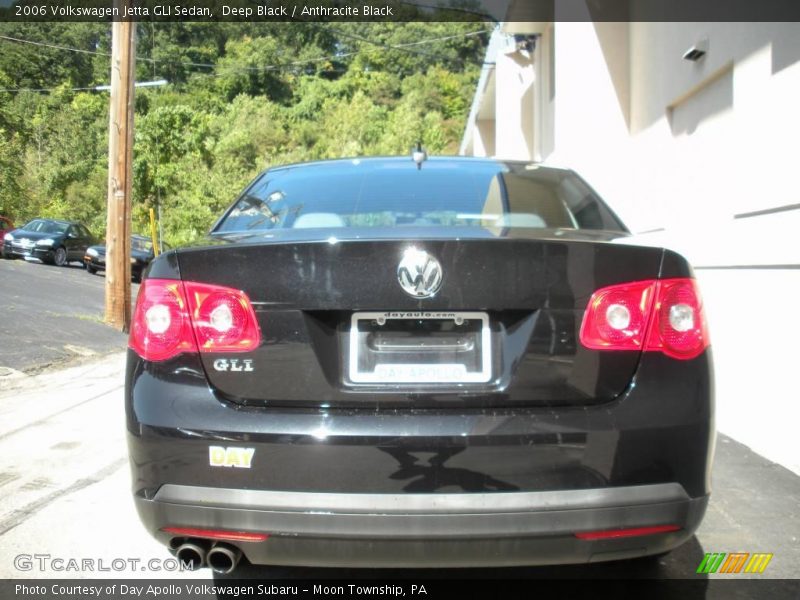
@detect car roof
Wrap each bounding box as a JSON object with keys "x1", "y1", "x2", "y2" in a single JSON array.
[
  {"x1": 264, "y1": 155, "x2": 571, "y2": 176},
  {"x1": 30, "y1": 217, "x2": 80, "y2": 225}
]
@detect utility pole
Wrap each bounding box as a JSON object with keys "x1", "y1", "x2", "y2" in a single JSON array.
[{"x1": 104, "y1": 5, "x2": 136, "y2": 331}]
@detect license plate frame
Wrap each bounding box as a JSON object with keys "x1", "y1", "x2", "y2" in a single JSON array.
[{"x1": 348, "y1": 311, "x2": 492, "y2": 384}]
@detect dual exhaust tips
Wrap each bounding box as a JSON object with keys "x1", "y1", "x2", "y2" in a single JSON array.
[{"x1": 174, "y1": 539, "x2": 242, "y2": 574}]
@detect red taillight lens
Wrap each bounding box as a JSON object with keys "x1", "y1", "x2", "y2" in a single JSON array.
[
  {"x1": 162, "y1": 527, "x2": 268, "y2": 542},
  {"x1": 580, "y1": 277, "x2": 709, "y2": 360},
  {"x1": 130, "y1": 279, "x2": 195, "y2": 362},
  {"x1": 183, "y1": 281, "x2": 261, "y2": 353},
  {"x1": 579, "y1": 279, "x2": 657, "y2": 351},
  {"x1": 644, "y1": 278, "x2": 709, "y2": 360},
  {"x1": 574, "y1": 524, "x2": 681, "y2": 540},
  {"x1": 130, "y1": 279, "x2": 261, "y2": 361}
]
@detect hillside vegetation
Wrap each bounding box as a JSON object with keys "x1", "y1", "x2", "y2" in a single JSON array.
[{"x1": 0, "y1": 21, "x2": 488, "y2": 244}]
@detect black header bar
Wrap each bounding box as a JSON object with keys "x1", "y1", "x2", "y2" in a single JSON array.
[{"x1": 3, "y1": 0, "x2": 800, "y2": 23}]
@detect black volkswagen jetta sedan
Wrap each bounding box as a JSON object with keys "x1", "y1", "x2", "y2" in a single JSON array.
[
  {"x1": 126, "y1": 157, "x2": 714, "y2": 574},
  {"x1": 2, "y1": 218, "x2": 95, "y2": 266}
]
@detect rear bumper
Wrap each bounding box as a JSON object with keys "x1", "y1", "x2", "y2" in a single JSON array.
[{"x1": 136, "y1": 483, "x2": 708, "y2": 567}]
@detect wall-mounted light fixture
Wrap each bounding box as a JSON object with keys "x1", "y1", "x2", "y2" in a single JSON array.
[{"x1": 683, "y1": 39, "x2": 708, "y2": 62}]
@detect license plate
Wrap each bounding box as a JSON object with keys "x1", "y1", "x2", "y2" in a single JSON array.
[{"x1": 349, "y1": 311, "x2": 491, "y2": 384}]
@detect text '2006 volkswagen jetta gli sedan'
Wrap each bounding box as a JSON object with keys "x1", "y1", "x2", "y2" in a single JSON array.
[{"x1": 126, "y1": 156, "x2": 714, "y2": 574}]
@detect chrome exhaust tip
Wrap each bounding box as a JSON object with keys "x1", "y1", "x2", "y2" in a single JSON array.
[
  {"x1": 174, "y1": 539, "x2": 208, "y2": 571},
  {"x1": 206, "y1": 543, "x2": 242, "y2": 574}
]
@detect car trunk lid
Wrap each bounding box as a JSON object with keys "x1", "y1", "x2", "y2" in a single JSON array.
[{"x1": 175, "y1": 234, "x2": 663, "y2": 407}]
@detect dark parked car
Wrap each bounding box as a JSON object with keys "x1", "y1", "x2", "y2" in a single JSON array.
[
  {"x1": 0, "y1": 216, "x2": 13, "y2": 253},
  {"x1": 2, "y1": 218, "x2": 95, "y2": 266},
  {"x1": 127, "y1": 157, "x2": 713, "y2": 574},
  {"x1": 84, "y1": 234, "x2": 169, "y2": 282}
]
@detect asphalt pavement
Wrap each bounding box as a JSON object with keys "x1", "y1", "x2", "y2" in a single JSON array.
[{"x1": 0, "y1": 258, "x2": 137, "y2": 374}]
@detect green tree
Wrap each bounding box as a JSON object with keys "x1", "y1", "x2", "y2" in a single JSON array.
[{"x1": 0, "y1": 21, "x2": 488, "y2": 244}]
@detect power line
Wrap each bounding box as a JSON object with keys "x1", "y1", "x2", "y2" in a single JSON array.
[
  {"x1": 323, "y1": 27, "x2": 487, "y2": 64},
  {"x1": 0, "y1": 27, "x2": 489, "y2": 92},
  {"x1": 0, "y1": 81, "x2": 166, "y2": 93},
  {"x1": 376, "y1": 29, "x2": 488, "y2": 47},
  {"x1": 0, "y1": 27, "x2": 488, "y2": 78},
  {"x1": 0, "y1": 34, "x2": 217, "y2": 68},
  {"x1": 0, "y1": 86, "x2": 98, "y2": 93},
  {"x1": 209, "y1": 27, "x2": 487, "y2": 75},
  {"x1": 0, "y1": 30, "x2": 486, "y2": 76},
  {"x1": 0, "y1": 34, "x2": 111, "y2": 57}
]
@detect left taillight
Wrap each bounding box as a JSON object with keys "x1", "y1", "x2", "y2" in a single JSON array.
[
  {"x1": 130, "y1": 279, "x2": 261, "y2": 362},
  {"x1": 579, "y1": 277, "x2": 709, "y2": 360},
  {"x1": 578, "y1": 279, "x2": 657, "y2": 352},
  {"x1": 130, "y1": 279, "x2": 195, "y2": 362}
]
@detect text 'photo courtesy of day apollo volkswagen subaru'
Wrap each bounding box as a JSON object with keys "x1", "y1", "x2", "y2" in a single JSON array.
[{"x1": 125, "y1": 156, "x2": 714, "y2": 573}]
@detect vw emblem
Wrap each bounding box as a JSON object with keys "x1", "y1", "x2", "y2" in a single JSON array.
[{"x1": 397, "y1": 248, "x2": 443, "y2": 298}]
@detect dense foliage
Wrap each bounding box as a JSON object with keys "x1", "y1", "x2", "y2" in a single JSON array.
[{"x1": 0, "y1": 22, "x2": 487, "y2": 244}]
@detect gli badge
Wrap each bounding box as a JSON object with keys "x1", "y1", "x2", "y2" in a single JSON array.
[
  {"x1": 213, "y1": 358, "x2": 254, "y2": 372},
  {"x1": 209, "y1": 446, "x2": 255, "y2": 469}
]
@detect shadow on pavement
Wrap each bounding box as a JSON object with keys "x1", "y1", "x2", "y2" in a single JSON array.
[{"x1": 14, "y1": 257, "x2": 87, "y2": 270}]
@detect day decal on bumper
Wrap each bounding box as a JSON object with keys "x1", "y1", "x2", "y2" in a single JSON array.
[{"x1": 209, "y1": 446, "x2": 255, "y2": 469}]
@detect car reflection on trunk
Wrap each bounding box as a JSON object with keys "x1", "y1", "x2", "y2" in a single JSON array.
[{"x1": 378, "y1": 446, "x2": 519, "y2": 492}]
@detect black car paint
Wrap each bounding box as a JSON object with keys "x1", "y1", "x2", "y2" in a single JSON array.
[
  {"x1": 128, "y1": 346, "x2": 713, "y2": 497},
  {"x1": 127, "y1": 158, "x2": 714, "y2": 568},
  {"x1": 130, "y1": 231, "x2": 712, "y2": 494}
]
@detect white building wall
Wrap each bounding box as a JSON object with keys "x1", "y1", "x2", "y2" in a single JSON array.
[
  {"x1": 547, "y1": 22, "x2": 800, "y2": 267},
  {"x1": 462, "y1": 21, "x2": 800, "y2": 473},
  {"x1": 546, "y1": 23, "x2": 634, "y2": 220},
  {"x1": 548, "y1": 22, "x2": 800, "y2": 474},
  {"x1": 494, "y1": 40, "x2": 536, "y2": 160}
]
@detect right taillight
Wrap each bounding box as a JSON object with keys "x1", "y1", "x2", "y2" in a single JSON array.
[
  {"x1": 580, "y1": 277, "x2": 709, "y2": 360},
  {"x1": 643, "y1": 278, "x2": 709, "y2": 360},
  {"x1": 130, "y1": 279, "x2": 261, "y2": 362}
]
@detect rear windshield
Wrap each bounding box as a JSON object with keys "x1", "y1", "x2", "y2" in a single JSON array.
[
  {"x1": 132, "y1": 237, "x2": 153, "y2": 252},
  {"x1": 213, "y1": 161, "x2": 626, "y2": 234},
  {"x1": 21, "y1": 220, "x2": 69, "y2": 234}
]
